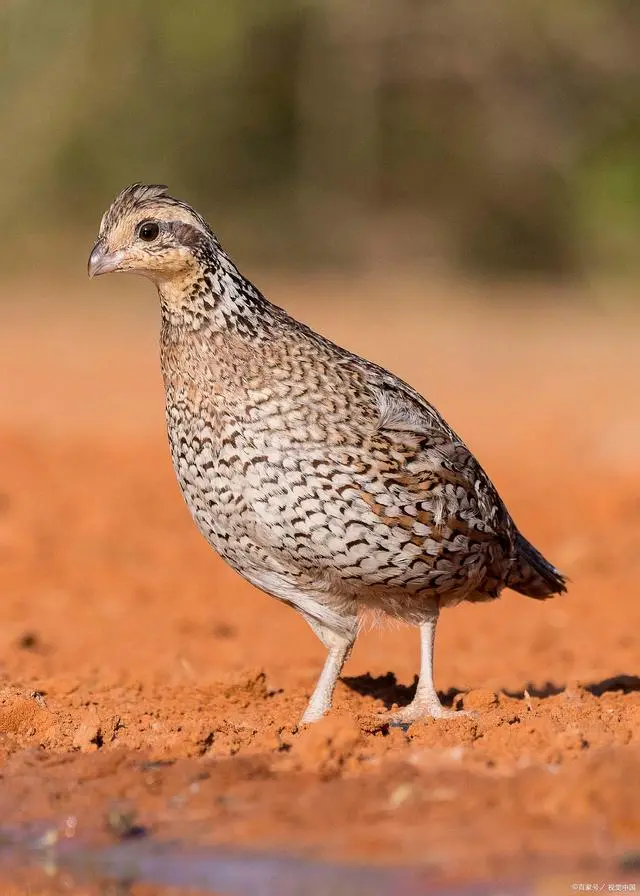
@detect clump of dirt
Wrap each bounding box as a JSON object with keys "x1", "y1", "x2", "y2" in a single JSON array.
[
  {"x1": 288, "y1": 713, "x2": 365, "y2": 775},
  {"x1": 0, "y1": 686, "x2": 57, "y2": 748}
]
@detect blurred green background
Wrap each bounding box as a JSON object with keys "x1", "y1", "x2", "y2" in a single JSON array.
[{"x1": 2, "y1": 0, "x2": 640, "y2": 276}]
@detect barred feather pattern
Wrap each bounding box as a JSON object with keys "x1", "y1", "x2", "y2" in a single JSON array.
[{"x1": 99, "y1": 186, "x2": 567, "y2": 639}]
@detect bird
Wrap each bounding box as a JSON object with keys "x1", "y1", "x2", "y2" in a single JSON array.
[{"x1": 88, "y1": 183, "x2": 566, "y2": 725}]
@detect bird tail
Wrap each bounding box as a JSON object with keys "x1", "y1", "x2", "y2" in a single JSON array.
[{"x1": 507, "y1": 532, "x2": 567, "y2": 599}]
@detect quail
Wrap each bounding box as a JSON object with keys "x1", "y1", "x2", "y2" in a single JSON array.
[{"x1": 88, "y1": 184, "x2": 566, "y2": 725}]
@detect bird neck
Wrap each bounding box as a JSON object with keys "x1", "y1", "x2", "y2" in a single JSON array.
[{"x1": 158, "y1": 251, "x2": 275, "y2": 339}]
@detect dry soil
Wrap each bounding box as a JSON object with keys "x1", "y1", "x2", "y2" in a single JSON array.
[{"x1": 0, "y1": 276, "x2": 638, "y2": 890}]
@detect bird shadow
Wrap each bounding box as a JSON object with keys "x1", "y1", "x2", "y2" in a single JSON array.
[
  {"x1": 503, "y1": 674, "x2": 640, "y2": 700},
  {"x1": 341, "y1": 672, "x2": 459, "y2": 711},
  {"x1": 342, "y1": 672, "x2": 640, "y2": 711}
]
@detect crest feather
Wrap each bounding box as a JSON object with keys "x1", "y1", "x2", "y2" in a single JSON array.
[
  {"x1": 98, "y1": 182, "x2": 216, "y2": 244},
  {"x1": 120, "y1": 183, "x2": 169, "y2": 203},
  {"x1": 99, "y1": 183, "x2": 170, "y2": 234}
]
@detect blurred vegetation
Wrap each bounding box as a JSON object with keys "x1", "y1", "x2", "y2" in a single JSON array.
[{"x1": 1, "y1": 0, "x2": 640, "y2": 275}]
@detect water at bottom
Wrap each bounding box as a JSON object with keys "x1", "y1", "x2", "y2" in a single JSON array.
[{"x1": 0, "y1": 825, "x2": 536, "y2": 896}]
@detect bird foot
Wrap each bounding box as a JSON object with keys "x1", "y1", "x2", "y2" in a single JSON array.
[
  {"x1": 384, "y1": 700, "x2": 477, "y2": 728},
  {"x1": 299, "y1": 703, "x2": 329, "y2": 725}
]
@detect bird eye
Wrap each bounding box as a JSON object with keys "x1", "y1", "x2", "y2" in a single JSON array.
[{"x1": 138, "y1": 221, "x2": 160, "y2": 242}]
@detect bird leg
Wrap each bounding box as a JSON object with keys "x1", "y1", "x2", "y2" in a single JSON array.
[
  {"x1": 388, "y1": 610, "x2": 469, "y2": 724},
  {"x1": 300, "y1": 616, "x2": 356, "y2": 724}
]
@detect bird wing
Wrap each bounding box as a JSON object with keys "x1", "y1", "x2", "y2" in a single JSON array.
[{"x1": 355, "y1": 382, "x2": 515, "y2": 552}]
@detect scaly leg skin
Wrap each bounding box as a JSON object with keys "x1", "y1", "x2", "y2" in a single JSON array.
[
  {"x1": 386, "y1": 610, "x2": 474, "y2": 726},
  {"x1": 299, "y1": 616, "x2": 356, "y2": 724}
]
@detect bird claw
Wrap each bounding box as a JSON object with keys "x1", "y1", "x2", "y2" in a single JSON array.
[
  {"x1": 383, "y1": 703, "x2": 478, "y2": 726},
  {"x1": 299, "y1": 704, "x2": 329, "y2": 725}
]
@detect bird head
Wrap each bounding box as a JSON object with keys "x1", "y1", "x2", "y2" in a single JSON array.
[{"x1": 88, "y1": 183, "x2": 217, "y2": 285}]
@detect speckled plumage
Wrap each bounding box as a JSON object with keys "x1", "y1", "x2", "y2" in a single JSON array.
[{"x1": 89, "y1": 184, "x2": 566, "y2": 724}]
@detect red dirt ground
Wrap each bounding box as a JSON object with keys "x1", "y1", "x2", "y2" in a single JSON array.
[{"x1": 0, "y1": 276, "x2": 638, "y2": 891}]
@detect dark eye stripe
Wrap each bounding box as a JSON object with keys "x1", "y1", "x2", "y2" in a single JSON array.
[{"x1": 167, "y1": 221, "x2": 202, "y2": 249}]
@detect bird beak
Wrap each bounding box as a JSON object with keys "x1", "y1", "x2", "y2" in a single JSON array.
[{"x1": 87, "y1": 240, "x2": 125, "y2": 278}]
